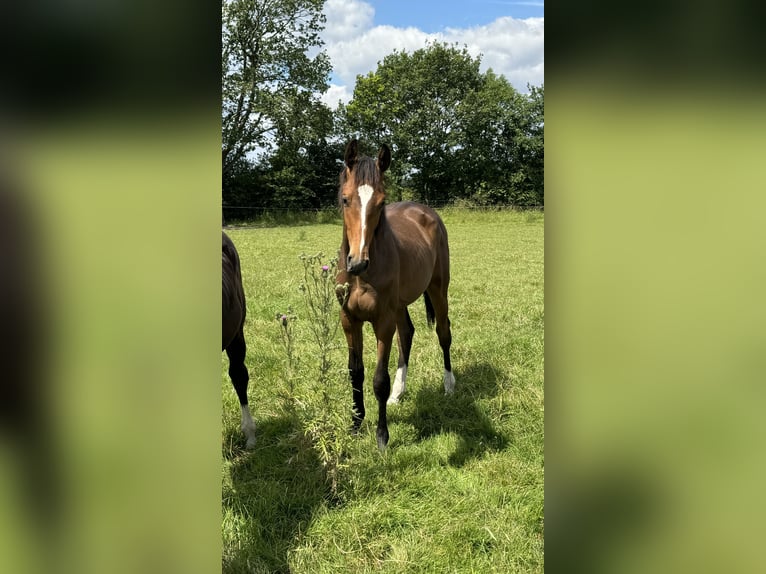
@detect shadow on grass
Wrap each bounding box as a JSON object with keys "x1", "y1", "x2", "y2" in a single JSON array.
[
  {"x1": 222, "y1": 414, "x2": 328, "y2": 574},
  {"x1": 405, "y1": 362, "x2": 509, "y2": 466}
]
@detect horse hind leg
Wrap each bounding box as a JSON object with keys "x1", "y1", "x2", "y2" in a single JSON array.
[
  {"x1": 425, "y1": 288, "x2": 455, "y2": 394},
  {"x1": 388, "y1": 307, "x2": 414, "y2": 405},
  {"x1": 226, "y1": 328, "x2": 256, "y2": 449}
]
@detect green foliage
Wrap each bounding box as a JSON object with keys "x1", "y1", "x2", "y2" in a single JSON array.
[
  {"x1": 222, "y1": 32, "x2": 544, "y2": 211},
  {"x1": 222, "y1": 211, "x2": 544, "y2": 572},
  {"x1": 341, "y1": 43, "x2": 544, "y2": 206},
  {"x1": 222, "y1": 157, "x2": 266, "y2": 210},
  {"x1": 342, "y1": 43, "x2": 479, "y2": 204},
  {"x1": 458, "y1": 75, "x2": 544, "y2": 206},
  {"x1": 222, "y1": 0, "x2": 331, "y2": 174},
  {"x1": 263, "y1": 133, "x2": 344, "y2": 209}
]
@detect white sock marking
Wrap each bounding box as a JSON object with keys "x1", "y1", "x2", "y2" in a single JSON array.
[
  {"x1": 240, "y1": 404, "x2": 257, "y2": 449},
  {"x1": 388, "y1": 365, "x2": 408, "y2": 404},
  {"x1": 444, "y1": 370, "x2": 456, "y2": 394},
  {"x1": 357, "y1": 184, "x2": 373, "y2": 255}
]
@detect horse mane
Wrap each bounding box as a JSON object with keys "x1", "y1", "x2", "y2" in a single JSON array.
[{"x1": 338, "y1": 155, "x2": 383, "y2": 209}]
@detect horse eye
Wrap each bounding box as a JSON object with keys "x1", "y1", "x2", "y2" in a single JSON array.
[{"x1": 342, "y1": 197, "x2": 349, "y2": 206}]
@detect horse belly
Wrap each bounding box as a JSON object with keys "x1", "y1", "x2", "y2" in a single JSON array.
[
  {"x1": 389, "y1": 209, "x2": 439, "y2": 304},
  {"x1": 397, "y1": 250, "x2": 436, "y2": 304}
]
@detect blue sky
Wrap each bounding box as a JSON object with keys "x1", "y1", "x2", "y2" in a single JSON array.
[
  {"x1": 319, "y1": 0, "x2": 544, "y2": 107},
  {"x1": 366, "y1": 0, "x2": 544, "y2": 31}
]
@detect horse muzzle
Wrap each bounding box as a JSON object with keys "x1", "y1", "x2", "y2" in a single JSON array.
[{"x1": 347, "y1": 257, "x2": 369, "y2": 275}]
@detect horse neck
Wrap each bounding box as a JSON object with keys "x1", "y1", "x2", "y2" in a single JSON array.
[
  {"x1": 369, "y1": 204, "x2": 399, "y2": 269},
  {"x1": 341, "y1": 201, "x2": 393, "y2": 249},
  {"x1": 372, "y1": 203, "x2": 395, "y2": 247}
]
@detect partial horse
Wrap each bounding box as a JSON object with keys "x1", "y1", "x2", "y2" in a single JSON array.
[
  {"x1": 222, "y1": 231, "x2": 256, "y2": 449},
  {"x1": 337, "y1": 140, "x2": 455, "y2": 449},
  {"x1": 0, "y1": 172, "x2": 59, "y2": 532}
]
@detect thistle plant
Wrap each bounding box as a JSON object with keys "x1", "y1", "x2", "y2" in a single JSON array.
[
  {"x1": 277, "y1": 253, "x2": 351, "y2": 497},
  {"x1": 299, "y1": 254, "x2": 348, "y2": 398},
  {"x1": 298, "y1": 253, "x2": 351, "y2": 495},
  {"x1": 275, "y1": 308, "x2": 298, "y2": 415}
]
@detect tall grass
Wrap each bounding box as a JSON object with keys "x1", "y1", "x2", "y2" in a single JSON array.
[{"x1": 222, "y1": 209, "x2": 544, "y2": 573}]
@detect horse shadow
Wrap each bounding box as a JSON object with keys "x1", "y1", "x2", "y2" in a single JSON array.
[
  {"x1": 222, "y1": 414, "x2": 328, "y2": 574},
  {"x1": 401, "y1": 361, "x2": 509, "y2": 466}
]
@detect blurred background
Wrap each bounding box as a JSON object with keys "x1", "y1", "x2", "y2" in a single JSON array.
[
  {"x1": 1, "y1": 1, "x2": 221, "y2": 573},
  {"x1": 547, "y1": 1, "x2": 766, "y2": 572},
  {"x1": 2, "y1": 0, "x2": 765, "y2": 572}
]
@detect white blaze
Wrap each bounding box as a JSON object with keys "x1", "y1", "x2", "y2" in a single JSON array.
[{"x1": 357, "y1": 184, "x2": 374, "y2": 255}]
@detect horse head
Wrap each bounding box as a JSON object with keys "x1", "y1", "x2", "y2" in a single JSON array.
[{"x1": 339, "y1": 139, "x2": 391, "y2": 275}]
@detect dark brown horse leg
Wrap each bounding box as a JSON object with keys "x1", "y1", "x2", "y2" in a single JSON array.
[
  {"x1": 372, "y1": 318, "x2": 396, "y2": 449},
  {"x1": 226, "y1": 328, "x2": 256, "y2": 448},
  {"x1": 342, "y1": 310, "x2": 365, "y2": 432},
  {"x1": 388, "y1": 307, "x2": 414, "y2": 404},
  {"x1": 426, "y1": 287, "x2": 455, "y2": 394}
]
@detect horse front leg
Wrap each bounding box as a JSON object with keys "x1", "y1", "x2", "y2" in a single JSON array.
[
  {"x1": 341, "y1": 310, "x2": 365, "y2": 432},
  {"x1": 372, "y1": 318, "x2": 396, "y2": 449}
]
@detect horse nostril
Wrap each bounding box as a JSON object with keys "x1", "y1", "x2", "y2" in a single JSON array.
[{"x1": 347, "y1": 254, "x2": 353, "y2": 265}]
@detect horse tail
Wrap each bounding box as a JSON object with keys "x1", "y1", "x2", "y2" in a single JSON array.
[{"x1": 423, "y1": 292, "x2": 435, "y2": 329}]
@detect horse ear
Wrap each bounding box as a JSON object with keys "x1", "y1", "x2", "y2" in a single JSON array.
[
  {"x1": 377, "y1": 144, "x2": 391, "y2": 173},
  {"x1": 344, "y1": 139, "x2": 359, "y2": 169}
]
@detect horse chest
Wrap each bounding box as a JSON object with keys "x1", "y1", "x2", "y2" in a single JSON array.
[
  {"x1": 346, "y1": 279, "x2": 395, "y2": 321},
  {"x1": 347, "y1": 287, "x2": 378, "y2": 319}
]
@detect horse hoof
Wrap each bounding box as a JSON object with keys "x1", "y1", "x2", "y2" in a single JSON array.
[
  {"x1": 443, "y1": 370, "x2": 456, "y2": 394},
  {"x1": 245, "y1": 437, "x2": 257, "y2": 450},
  {"x1": 376, "y1": 429, "x2": 389, "y2": 450},
  {"x1": 386, "y1": 396, "x2": 400, "y2": 405}
]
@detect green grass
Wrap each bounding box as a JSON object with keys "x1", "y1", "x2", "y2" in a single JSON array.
[{"x1": 222, "y1": 209, "x2": 544, "y2": 573}]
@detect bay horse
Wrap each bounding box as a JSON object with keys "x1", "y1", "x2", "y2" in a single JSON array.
[
  {"x1": 337, "y1": 140, "x2": 455, "y2": 449},
  {"x1": 222, "y1": 231, "x2": 256, "y2": 449}
]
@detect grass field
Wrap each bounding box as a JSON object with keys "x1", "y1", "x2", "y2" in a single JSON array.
[{"x1": 222, "y1": 209, "x2": 544, "y2": 573}]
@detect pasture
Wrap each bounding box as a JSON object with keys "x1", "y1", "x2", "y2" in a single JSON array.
[{"x1": 222, "y1": 209, "x2": 544, "y2": 573}]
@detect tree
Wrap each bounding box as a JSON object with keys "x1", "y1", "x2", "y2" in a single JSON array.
[
  {"x1": 342, "y1": 43, "x2": 482, "y2": 204},
  {"x1": 458, "y1": 76, "x2": 544, "y2": 205},
  {"x1": 222, "y1": 0, "x2": 331, "y2": 176},
  {"x1": 262, "y1": 90, "x2": 344, "y2": 209},
  {"x1": 520, "y1": 84, "x2": 544, "y2": 204},
  {"x1": 341, "y1": 42, "x2": 544, "y2": 205}
]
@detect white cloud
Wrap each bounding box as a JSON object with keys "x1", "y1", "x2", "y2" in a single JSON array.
[
  {"x1": 444, "y1": 17, "x2": 545, "y2": 88},
  {"x1": 319, "y1": 2, "x2": 544, "y2": 108},
  {"x1": 322, "y1": 0, "x2": 375, "y2": 43},
  {"x1": 326, "y1": 25, "x2": 442, "y2": 86},
  {"x1": 320, "y1": 83, "x2": 354, "y2": 109}
]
